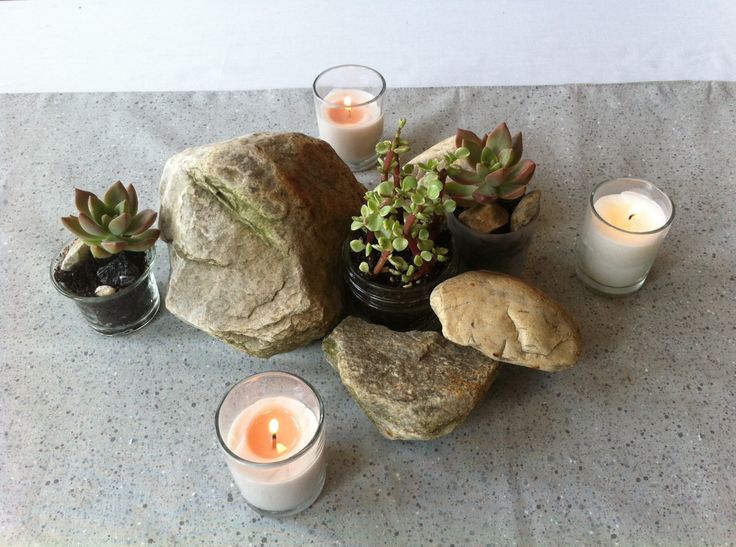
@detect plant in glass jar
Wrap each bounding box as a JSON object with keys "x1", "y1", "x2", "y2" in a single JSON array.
[
  {"x1": 417, "y1": 123, "x2": 540, "y2": 274},
  {"x1": 344, "y1": 119, "x2": 459, "y2": 331},
  {"x1": 50, "y1": 181, "x2": 161, "y2": 335}
]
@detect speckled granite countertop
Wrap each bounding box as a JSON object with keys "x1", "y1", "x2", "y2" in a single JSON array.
[{"x1": 1, "y1": 82, "x2": 734, "y2": 545}]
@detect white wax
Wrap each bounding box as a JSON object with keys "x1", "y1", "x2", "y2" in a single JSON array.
[
  {"x1": 578, "y1": 190, "x2": 670, "y2": 288},
  {"x1": 316, "y1": 88, "x2": 384, "y2": 162},
  {"x1": 226, "y1": 396, "x2": 325, "y2": 513}
]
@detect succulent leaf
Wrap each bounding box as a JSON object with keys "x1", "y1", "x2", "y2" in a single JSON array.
[
  {"x1": 100, "y1": 240, "x2": 128, "y2": 254},
  {"x1": 89, "y1": 245, "x2": 111, "y2": 259},
  {"x1": 498, "y1": 148, "x2": 514, "y2": 167},
  {"x1": 392, "y1": 237, "x2": 408, "y2": 252},
  {"x1": 485, "y1": 123, "x2": 512, "y2": 155},
  {"x1": 87, "y1": 195, "x2": 107, "y2": 223},
  {"x1": 462, "y1": 139, "x2": 483, "y2": 165},
  {"x1": 74, "y1": 189, "x2": 95, "y2": 217},
  {"x1": 126, "y1": 235, "x2": 160, "y2": 252},
  {"x1": 445, "y1": 181, "x2": 477, "y2": 198},
  {"x1": 125, "y1": 183, "x2": 139, "y2": 215},
  {"x1": 61, "y1": 216, "x2": 94, "y2": 240},
  {"x1": 455, "y1": 128, "x2": 481, "y2": 149},
  {"x1": 510, "y1": 132, "x2": 523, "y2": 164},
  {"x1": 472, "y1": 191, "x2": 498, "y2": 204},
  {"x1": 498, "y1": 185, "x2": 527, "y2": 200},
  {"x1": 127, "y1": 210, "x2": 157, "y2": 235},
  {"x1": 508, "y1": 159, "x2": 536, "y2": 186},
  {"x1": 108, "y1": 213, "x2": 132, "y2": 236},
  {"x1": 78, "y1": 213, "x2": 107, "y2": 236},
  {"x1": 103, "y1": 181, "x2": 128, "y2": 208},
  {"x1": 484, "y1": 168, "x2": 509, "y2": 188}
]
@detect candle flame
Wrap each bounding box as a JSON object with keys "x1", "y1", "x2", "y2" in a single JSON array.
[
  {"x1": 343, "y1": 95, "x2": 352, "y2": 108},
  {"x1": 268, "y1": 418, "x2": 279, "y2": 435}
]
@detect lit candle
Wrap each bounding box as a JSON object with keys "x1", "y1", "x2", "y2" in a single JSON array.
[
  {"x1": 316, "y1": 88, "x2": 383, "y2": 164},
  {"x1": 227, "y1": 396, "x2": 314, "y2": 462},
  {"x1": 576, "y1": 178, "x2": 675, "y2": 295},
  {"x1": 313, "y1": 65, "x2": 386, "y2": 170},
  {"x1": 216, "y1": 373, "x2": 326, "y2": 516}
]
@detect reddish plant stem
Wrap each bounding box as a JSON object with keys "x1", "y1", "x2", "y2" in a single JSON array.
[
  {"x1": 380, "y1": 150, "x2": 393, "y2": 182},
  {"x1": 402, "y1": 213, "x2": 422, "y2": 256},
  {"x1": 372, "y1": 250, "x2": 390, "y2": 276},
  {"x1": 412, "y1": 258, "x2": 435, "y2": 281}
]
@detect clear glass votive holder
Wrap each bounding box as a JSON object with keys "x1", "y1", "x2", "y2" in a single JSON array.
[
  {"x1": 215, "y1": 372, "x2": 326, "y2": 517},
  {"x1": 313, "y1": 64, "x2": 386, "y2": 171},
  {"x1": 576, "y1": 177, "x2": 675, "y2": 296}
]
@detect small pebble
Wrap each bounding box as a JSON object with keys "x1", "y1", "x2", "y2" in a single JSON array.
[{"x1": 95, "y1": 285, "x2": 117, "y2": 297}]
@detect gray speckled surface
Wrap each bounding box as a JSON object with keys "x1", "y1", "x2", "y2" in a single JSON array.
[{"x1": 1, "y1": 82, "x2": 735, "y2": 545}]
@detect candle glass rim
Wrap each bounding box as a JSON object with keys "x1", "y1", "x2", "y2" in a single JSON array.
[
  {"x1": 312, "y1": 64, "x2": 386, "y2": 108},
  {"x1": 215, "y1": 371, "x2": 325, "y2": 468},
  {"x1": 589, "y1": 177, "x2": 676, "y2": 236}
]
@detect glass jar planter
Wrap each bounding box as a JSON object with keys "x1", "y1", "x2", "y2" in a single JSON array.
[
  {"x1": 446, "y1": 210, "x2": 538, "y2": 276},
  {"x1": 343, "y1": 238, "x2": 459, "y2": 331},
  {"x1": 50, "y1": 241, "x2": 160, "y2": 335}
]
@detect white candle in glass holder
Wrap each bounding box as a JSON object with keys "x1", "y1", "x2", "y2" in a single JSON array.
[
  {"x1": 576, "y1": 178, "x2": 674, "y2": 295},
  {"x1": 313, "y1": 65, "x2": 386, "y2": 171},
  {"x1": 316, "y1": 88, "x2": 384, "y2": 163},
  {"x1": 225, "y1": 396, "x2": 323, "y2": 512},
  {"x1": 216, "y1": 372, "x2": 326, "y2": 517}
]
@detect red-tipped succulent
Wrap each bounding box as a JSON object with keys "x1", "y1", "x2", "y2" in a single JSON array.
[
  {"x1": 444, "y1": 123, "x2": 536, "y2": 207},
  {"x1": 61, "y1": 181, "x2": 160, "y2": 258}
]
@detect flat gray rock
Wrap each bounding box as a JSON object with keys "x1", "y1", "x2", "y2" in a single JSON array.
[
  {"x1": 159, "y1": 133, "x2": 365, "y2": 357},
  {"x1": 322, "y1": 316, "x2": 500, "y2": 440}
]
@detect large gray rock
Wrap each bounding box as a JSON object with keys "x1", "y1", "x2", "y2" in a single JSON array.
[
  {"x1": 322, "y1": 316, "x2": 500, "y2": 440},
  {"x1": 159, "y1": 133, "x2": 366, "y2": 357}
]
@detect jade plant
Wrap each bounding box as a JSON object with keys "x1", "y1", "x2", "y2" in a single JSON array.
[
  {"x1": 441, "y1": 122, "x2": 536, "y2": 207},
  {"x1": 349, "y1": 119, "x2": 456, "y2": 286},
  {"x1": 61, "y1": 181, "x2": 160, "y2": 258}
]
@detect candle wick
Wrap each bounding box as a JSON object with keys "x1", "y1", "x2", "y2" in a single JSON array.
[
  {"x1": 628, "y1": 213, "x2": 636, "y2": 220},
  {"x1": 271, "y1": 433, "x2": 277, "y2": 450}
]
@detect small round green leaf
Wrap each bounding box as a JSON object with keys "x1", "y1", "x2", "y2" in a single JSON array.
[{"x1": 392, "y1": 237, "x2": 408, "y2": 252}]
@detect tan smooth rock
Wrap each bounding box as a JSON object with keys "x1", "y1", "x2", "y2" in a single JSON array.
[
  {"x1": 510, "y1": 190, "x2": 541, "y2": 231},
  {"x1": 430, "y1": 271, "x2": 581, "y2": 371},
  {"x1": 407, "y1": 135, "x2": 456, "y2": 168},
  {"x1": 458, "y1": 203, "x2": 509, "y2": 233}
]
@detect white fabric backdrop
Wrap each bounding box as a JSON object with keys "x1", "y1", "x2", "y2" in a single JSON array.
[{"x1": 2, "y1": 0, "x2": 735, "y2": 93}]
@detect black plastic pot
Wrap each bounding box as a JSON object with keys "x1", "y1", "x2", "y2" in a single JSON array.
[
  {"x1": 446, "y1": 210, "x2": 537, "y2": 276},
  {"x1": 51, "y1": 242, "x2": 160, "y2": 335},
  {"x1": 343, "y1": 238, "x2": 459, "y2": 331}
]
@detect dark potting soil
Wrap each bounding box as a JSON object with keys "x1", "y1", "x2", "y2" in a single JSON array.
[
  {"x1": 54, "y1": 251, "x2": 147, "y2": 297},
  {"x1": 350, "y1": 229, "x2": 453, "y2": 287}
]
